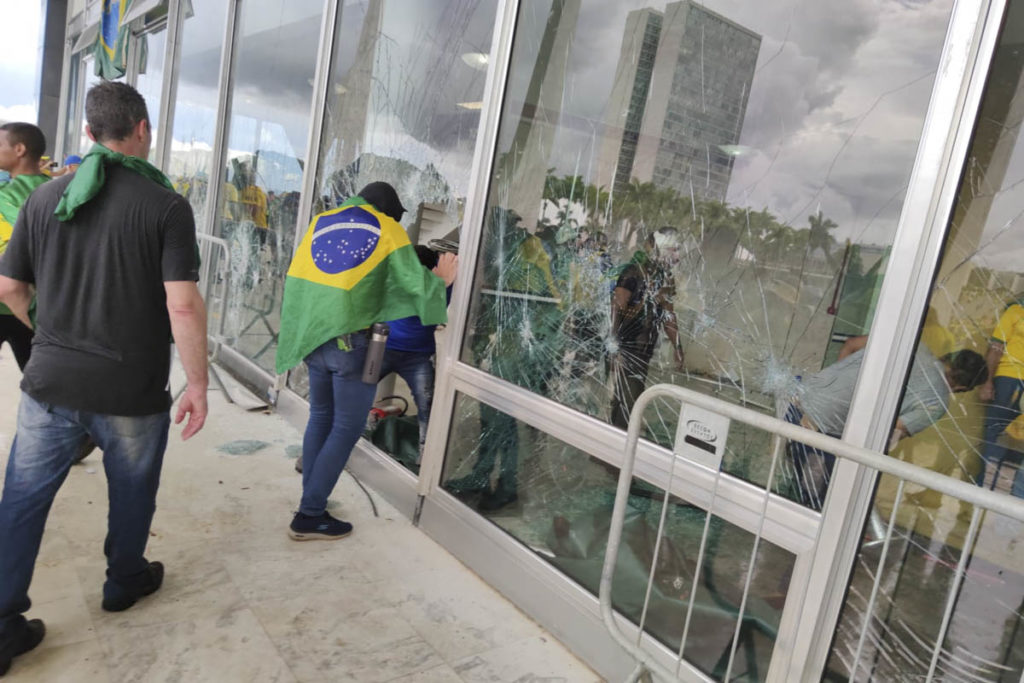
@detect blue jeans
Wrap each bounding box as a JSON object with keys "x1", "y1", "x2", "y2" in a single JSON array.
[
  {"x1": 301, "y1": 337, "x2": 379, "y2": 516},
  {"x1": 0, "y1": 393, "x2": 169, "y2": 633},
  {"x1": 380, "y1": 349, "x2": 435, "y2": 454},
  {"x1": 980, "y1": 376, "x2": 1024, "y2": 498}
]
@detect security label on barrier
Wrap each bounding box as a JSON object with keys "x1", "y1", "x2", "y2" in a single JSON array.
[{"x1": 674, "y1": 404, "x2": 729, "y2": 470}]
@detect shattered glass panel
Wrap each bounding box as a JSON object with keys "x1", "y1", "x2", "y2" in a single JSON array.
[
  {"x1": 214, "y1": 0, "x2": 323, "y2": 375},
  {"x1": 166, "y1": 0, "x2": 230, "y2": 223},
  {"x1": 290, "y1": 0, "x2": 499, "y2": 472},
  {"x1": 828, "y1": 7, "x2": 1024, "y2": 679},
  {"x1": 442, "y1": 392, "x2": 795, "y2": 682},
  {"x1": 829, "y1": 491, "x2": 1024, "y2": 681},
  {"x1": 461, "y1": 0, "x2": 955, "y2": 504}
]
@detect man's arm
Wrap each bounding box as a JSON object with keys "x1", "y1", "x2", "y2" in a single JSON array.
[
  {"x1": 0, "y1": 275, "x2": 33, "y2": 328},
  {"x1": 838, "y1": 335, "x2": 868, "y2": 360},
  {"x1": 166, "y1": 280, "x2": 208, "y2": 439}
]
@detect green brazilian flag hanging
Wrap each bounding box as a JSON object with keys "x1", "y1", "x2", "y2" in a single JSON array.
[
  {"x1": 95, "y1": 0, "x2": 131, "y2": 79},
  {"x1": 275, "y1": 197, "x2": 448, "y2": 374}
]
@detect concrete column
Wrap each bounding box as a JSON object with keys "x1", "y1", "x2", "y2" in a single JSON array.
[{"x1": 38, "y1": 0, "x2": 69, "y2": 157}]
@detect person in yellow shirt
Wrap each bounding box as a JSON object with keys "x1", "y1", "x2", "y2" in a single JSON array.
[{"x1": 977, "y1": 301, "x2": 1024, "y2": 498}]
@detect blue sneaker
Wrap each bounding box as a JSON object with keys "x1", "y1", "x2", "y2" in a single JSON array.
[{"x1": 288, "y1": 512, "x2": 353, "y2": 541}]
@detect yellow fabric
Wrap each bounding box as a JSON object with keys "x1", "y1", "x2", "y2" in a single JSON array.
[
  {"x1": 287, "y1": 203, "x2": 406, "y2": 290},
  {"x1": 992, "y1": 303, "x2": 1024, "y2": 379},
  {"x1": 0, "y1": 216, "x2": 12, "y2": 251},
  {"x1": 239, "y1": 185, "x2": 268, "y2": 228},
  {"x1": 221, "y1": 183, "x2": 239, "y2": 220}
]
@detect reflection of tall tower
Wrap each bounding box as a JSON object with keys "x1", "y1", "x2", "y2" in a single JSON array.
[
  {"x1": 596, "y1": 9, "x2": 663, "y2": 196},
  {"x1": 329, "y1": 0, "x2": 384, "y2": 171},
  {"x1": 494, "y1": 0, "x2": 582, "y2": 231},
  {"x1": 602, "y1": 1, "x2": 760, "y2": 202}
]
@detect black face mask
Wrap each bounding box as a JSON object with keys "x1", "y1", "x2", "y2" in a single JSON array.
[{"x1": 358, "y1": 181, "x2": 407, "y2": 222}]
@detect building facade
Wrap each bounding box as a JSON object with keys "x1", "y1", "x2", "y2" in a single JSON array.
[{"x1": 48, "y1": 0, "x2": 1024, "y2": 680}]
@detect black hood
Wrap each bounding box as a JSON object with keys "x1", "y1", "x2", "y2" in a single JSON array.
[{"x1": 358, "y1": 182, "x2": 407, "y2": 222}]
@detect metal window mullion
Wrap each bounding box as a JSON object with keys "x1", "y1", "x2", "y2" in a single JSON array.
[
  {"x1": 200, "y1": 0, "x2": 242, "y2": 239},
  {"x1": 53, "y1": 39, "x2": 75, "y2": 160},
  {"x1": 154, "y1": 0, "x2": 183, "y2": 170},
  {"x1": 125, "y1": 27, "x2": 140, "y2": 84},
  {"x1": 789, "y1": 1, "x2": 1007, "y2": 680},
  {"x1": 72, "y1": 55, "x2": 88, "y2": 155},
  {"x1": 417, "y1": 0, "x2": 521, "y2": 501},
  {"x1": 273, "y1": 0, "x2": 337, "y2": 397},
  {"x1": 290, "y1": 0, "x2": 337, "y2": 261}
]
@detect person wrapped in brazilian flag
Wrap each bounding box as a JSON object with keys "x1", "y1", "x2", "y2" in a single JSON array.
[
  {"x1": 0, "y1": 122, "x2": 49, "y2": 371},
  {"x1": 277, "y1": 182, "x2": 458, "y2": 541}
]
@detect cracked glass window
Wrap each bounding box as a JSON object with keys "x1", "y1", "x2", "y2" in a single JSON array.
[
  {"x1": 828, "y1": 6, "x2": 1024, "y2": 678},
  {"x1": 167, "y1": 0, "x2": 230, "y2": 223},
  {"x1": 214, "y1": 0, "x2": 324, "y2": 376},
  {"x1": 458, "y1": 0, "x2": 956, "y2": 506},
  {"x1": 289, "y1": 0, "x2": 500, "y2": 472},
  {"x1": 443, "y1": 392, "x2": 795, "y2": 681}
]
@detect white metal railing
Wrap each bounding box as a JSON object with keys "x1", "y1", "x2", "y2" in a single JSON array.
[
  {"x1": 174, "y1": 233, "x2": 233, "y2": 403},
  {"x1": 599, "y1": 383, "x2": 1024, "y2": 683}
]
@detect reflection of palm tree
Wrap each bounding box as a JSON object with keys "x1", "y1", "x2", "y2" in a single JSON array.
[{"x1": 807, "y1": 211, "x2": 838, "y2": 268}]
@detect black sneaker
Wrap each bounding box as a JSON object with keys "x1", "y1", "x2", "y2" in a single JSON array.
[
  {"x1": 0, "y1": 618, "x2": 45, "y2": 676},
  {"x1": 445, "y1": 473, "x2": 489, "y2": 495},
  {"x1": 288, "y1": 512, "x2": 352, "y2": 541},
  {"x1": 102, "y1": 561, "x2": 164, "y2": 612}
]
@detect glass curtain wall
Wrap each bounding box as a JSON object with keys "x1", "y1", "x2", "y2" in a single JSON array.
[
  {"x1": 828, "y1": 4, "x2": 1024, "y2": 679},
  {"x1": 166, "y1": 0, "x2": 231, "y2": 224},
  {"x1": 293, "y1": 0, "x2": 500, "y2": 473},
  {"x1": 441, "y1": 0, "x2": 958, "y2": 680},
  {"x1": 214, "y1": 0, "x2": 325, "y2": 374},
  {"x1": 132, "y1": 23, "x2": 167, "y2": 160}
]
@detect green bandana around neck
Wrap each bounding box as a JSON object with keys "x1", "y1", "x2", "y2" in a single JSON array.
[{"x1": 54, "y1": 143, "x2": 173, "y2": 221}]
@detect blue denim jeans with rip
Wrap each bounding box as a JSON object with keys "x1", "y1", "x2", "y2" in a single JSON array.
[
  {"x1": 0, "y1": 393, "x2": 169, "y2": 634},
  {"x1": 380, "y1": 348, "x2": 435, "y2": 456}
]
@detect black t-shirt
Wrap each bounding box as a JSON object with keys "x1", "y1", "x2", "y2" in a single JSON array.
[
  {"x1": 614, "y1": 260, "x2": 674, "y2": 354},
  {"x1": 0, "y1": 167, "x2": 199, "y2": 416}
]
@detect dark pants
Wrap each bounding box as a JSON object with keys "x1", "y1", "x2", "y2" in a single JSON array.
[
  {"x1": 380, "y1": 349, "x2": 435, "y2": 454},
  {"x1": 0, "y1": 314, "x2": 33, "y2": 371},
  {"x1": 609, "y1": 346, "x2": 654, "y2": 430},
  {"x1": 784, "y1": 404, "x2": 837, "y2": 511},
  {"x1": 980, "y1": 375, "x2": 1024, "y2": 497},
  {"x1": 0, "y1": 393, "x2": 169, "y2": 633}
]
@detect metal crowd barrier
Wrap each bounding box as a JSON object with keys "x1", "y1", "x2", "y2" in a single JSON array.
[
  {"x1": 599, "y1": 383, "x2": 1024, "y2": 683},
  {"x1": 173, "y1": 233, "x2": 233, "y2": 403}
]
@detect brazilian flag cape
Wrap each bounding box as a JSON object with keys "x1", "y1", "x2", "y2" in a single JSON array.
[
  {"x1": 275, "y1": 197, "x2": 448, "y2": 373},
  {"x1": 0, "y1": 174, "x2": 49, "y2": 315}
]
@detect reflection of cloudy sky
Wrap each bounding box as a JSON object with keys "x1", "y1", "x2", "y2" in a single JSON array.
[
  {"x1": 526, "y1": 0, "x2": 955, "y2": 245},
  {"x1": 168, "y1": 0, "x2": 496, "y2": 200},
  {"x1": 0, "y1": 1, "x2": 42, "y2": 123}
]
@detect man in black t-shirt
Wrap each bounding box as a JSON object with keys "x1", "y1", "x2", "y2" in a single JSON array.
[
  {"x1": 0, "y1": 82, "x2": 209, "y2": 674},
  {"x1": 608, "y1": 228, "x2": 685, "y2": 429}
]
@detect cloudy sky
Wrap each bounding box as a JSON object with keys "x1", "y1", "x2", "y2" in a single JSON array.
[
  {"x1": 496, "y1": 0, "x2": 959, "y2": 248},
  {"x1": 0, "y1": 0, "x2": 43, "y2": 123}
]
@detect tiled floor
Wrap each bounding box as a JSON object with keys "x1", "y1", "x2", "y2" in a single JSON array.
[{"x1": 0, "y1": 352, "x2": 599, "y2": 682}]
